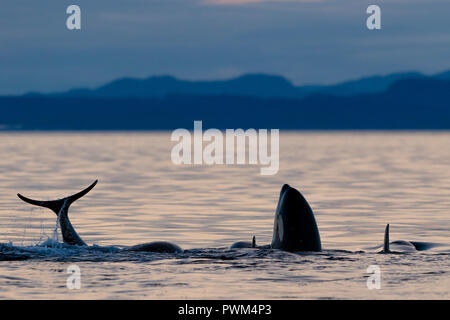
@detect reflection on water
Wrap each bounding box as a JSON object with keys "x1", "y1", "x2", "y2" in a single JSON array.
[{"x1": 0, "y1": 132, "x2": 449, "y2": 299}]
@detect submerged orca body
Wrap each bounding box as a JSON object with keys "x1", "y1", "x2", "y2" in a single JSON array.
[
  {"x1": 230, "y1": 184, "x2": 322, "y2": 252},
  {"x1": 230, "y1": 236, "x2": 257, "y2": 249},
  {"x1": 125, "y1": 241, "x2": 183, "y2": 253},
  {"x1": 18, "y1": 181, "x2": 182, "y2": 253}
]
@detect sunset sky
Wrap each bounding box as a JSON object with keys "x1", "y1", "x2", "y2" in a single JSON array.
[{"x1": 1, "y1": 0, "x2": 449, "y2": 94}]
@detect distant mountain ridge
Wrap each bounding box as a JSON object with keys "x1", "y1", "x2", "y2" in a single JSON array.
[
  {"x1": 24, "y1": 70, "x2": 450, "y2": 99},
  {"x1": 2, "y1": 76, "x2": 450, "y2": 130}
]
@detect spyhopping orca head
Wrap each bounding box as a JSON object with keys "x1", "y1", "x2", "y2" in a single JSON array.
[{"x1": 271, "y1": 184, "x2": 321, "y2": 252}]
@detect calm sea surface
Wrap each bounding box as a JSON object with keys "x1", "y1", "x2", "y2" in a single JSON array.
[{"x1": 0, "y1": 132, "x2": 449, "y2": 299}]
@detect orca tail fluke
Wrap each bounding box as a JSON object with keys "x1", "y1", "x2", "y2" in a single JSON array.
[
  {"x1": 383, "y1": 224, "x2": 390, "y2": 253},
  {"x1": 18, "y1": 180, "x2": 98, "y2": 215}
]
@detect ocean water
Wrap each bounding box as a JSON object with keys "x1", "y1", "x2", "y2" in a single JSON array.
[{"x1": 0, "y1": 132, "x2": 448, "y2": 299}]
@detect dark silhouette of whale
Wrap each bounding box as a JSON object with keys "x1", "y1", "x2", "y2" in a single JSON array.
[
  {"x1": 380, "y1": 224, "x2": 438, "y2": 253},
  {"x1": 230, "y1": 236, "x2": 257, "y2": 249},
  {"x1": 271, "y1": 184, "x2": 321, "y2": 251},
  {"x1": 231, "y1": 184, "x2": 322, "y2": 252},
  {"x1": 17, "y1": 180, "x2": 182, "y2": 253},
  {"x1": 19, "y1": 182, "x2": 440, "y2": 255}
]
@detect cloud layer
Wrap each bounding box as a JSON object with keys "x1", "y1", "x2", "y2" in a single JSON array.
[{"x1": 1, "y1": 0, "x2": 449, "y2": 94}]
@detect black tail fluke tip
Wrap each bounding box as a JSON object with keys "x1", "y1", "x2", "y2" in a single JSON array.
[
  {"x1": 17, "y1": 180, "x2": 98, "y2": 213},
  {"x1": 67, "y1": 180, "x2": 98, "y2": 205},
  {"x1": 17, "y1": 193, "x2": 45, "y2": 207}
]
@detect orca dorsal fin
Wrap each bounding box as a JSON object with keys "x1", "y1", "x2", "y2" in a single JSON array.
[
  {"x1": 252, "y1": 236, "x2": 256, "y2": 248},
  {"x1": 383, "y1": 224, "x2": 390, "y2": 253}
]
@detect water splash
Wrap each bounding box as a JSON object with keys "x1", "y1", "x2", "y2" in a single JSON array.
[{"x1": 51, "y1": 199, "x2": 67, "y2": 247}]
